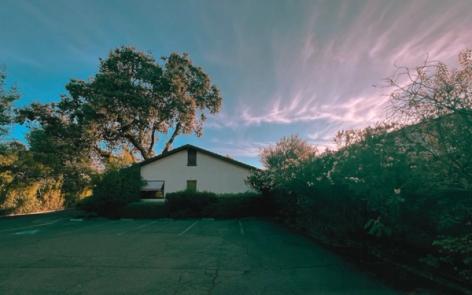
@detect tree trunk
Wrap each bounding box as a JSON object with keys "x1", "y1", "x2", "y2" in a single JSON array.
[
  {"x1": 125, "y1": 134, "x2": 150, "y2": 160},
  {"x1": 162, "y1": 123, "x2": 181, "y2": 154}
]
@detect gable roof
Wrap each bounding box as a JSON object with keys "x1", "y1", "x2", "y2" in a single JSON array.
[{"x1": 138, "y1": 144, "x2": 258, "y2": 170}]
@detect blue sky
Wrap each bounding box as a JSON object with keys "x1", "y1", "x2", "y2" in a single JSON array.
[{"x1": 1, "y1": 0, "x2": 471, "y2": 167}]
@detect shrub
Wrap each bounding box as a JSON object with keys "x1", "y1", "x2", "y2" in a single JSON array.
[
  {"x1": 0, "y1": 179, "x2": 65, "y2": 215},
  {"x1": 165, "y1": 191, "x2": 269, "y2": 218},
  {"x1": 166, "y1": 190, "x2": 218, "y2": 217},
  {"x1": 250, "y1": 130, "x2": 472, "y2": 285},
  {"x1": 81, "y1": 166, "x2": 145, "y2": 214},
  {"x1": 0, "y1": 142, "x2": 66, "y2": 215},
  {"x1": 208, "y1": 192, "x2": 273, "y2": 218},
  {"x1": 117, "y1": 200, "x2": 168, "y2": 219}
]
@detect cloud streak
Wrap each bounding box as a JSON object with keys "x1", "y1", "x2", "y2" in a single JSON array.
[
  {"x1": 2, "y1": 0, "x2": 472, "y2": 164},
  {"x1": 206, "y1": 0, "x2": 472, "y2": 139}
]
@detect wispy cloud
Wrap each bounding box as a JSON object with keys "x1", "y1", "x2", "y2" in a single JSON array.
[
  {"x1": 206, "y1": 0, "x2": 472, "y2": 147},
  {"x1": 2, "y1": 0, "x2": 472, "y2": 165}
]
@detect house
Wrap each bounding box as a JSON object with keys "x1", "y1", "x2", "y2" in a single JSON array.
[{"x1": 138, "y1": 144, "x2": 257, "y2": 197}]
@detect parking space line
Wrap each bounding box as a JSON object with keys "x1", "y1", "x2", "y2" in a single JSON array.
[
  {"x1": 239, "y1": 220, "x2": 245, "y2": 235},
  {"x1": 178, "y1": 220, "x2": 199, "y2": 236},
  {"x1": 14, "y1": 229, "x2": 39, "y2": 235},
  {"x1": 51, "y1": 219, "x2": 120, "y2": 237},
  {"x1": 116, "y1": 220, "x2": 160, "y2": 236},
  {"x1": 0, "y1": 218, "x2": 62, "y2": 233},
  {"x1": 135, "y1": 220, "x2": 160, "y2": 230}
]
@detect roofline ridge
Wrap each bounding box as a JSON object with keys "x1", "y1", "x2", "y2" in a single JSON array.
[{"x1": 138, "y1": 144, "x2": 259, "y2": 170}]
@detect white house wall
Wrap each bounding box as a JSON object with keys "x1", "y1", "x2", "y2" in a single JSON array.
[{"x1": 140, "y1": 150, "x2": 254, "y2": 194}]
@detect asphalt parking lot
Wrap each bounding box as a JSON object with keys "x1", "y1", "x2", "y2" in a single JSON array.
[{"x1": 0, "y1": 213, "x2": 396, "y2": 294}]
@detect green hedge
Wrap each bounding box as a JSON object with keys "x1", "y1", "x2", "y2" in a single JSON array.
[
  {"x1": 249, "y1": 131, "x2": 472, "y2": 286},
  {"x1": 165, "y1": 191, "x2": 271, "y2": 218},
  {"x1": 79, "y1": 166, "x2": 145, "y2": 215},
  {"x1": 116, "y1": 201, "x2": 168, "y2": 219}
]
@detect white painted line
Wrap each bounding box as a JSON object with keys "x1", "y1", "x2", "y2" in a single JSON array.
[
  {"x1": 239, "y1": 220, "x2": 245, "y2": 235},
  {"x1": 0, "y1": 218, "x2": 62, "y2": 233},
  {"x1": 178, "y1": 220, "x2": 199, "y2": 236},
  {"x1": 136, "y1": 220, "x2": 161, "y2": 230},
  {"x1": 14, "y1": 229, "x2": 39, "y2": 235},
  {"x1": 116, "y1": 220, "x2": 160, "y2": 236},
  {"x1": 54, "y1": 220, "x2": 118, "y2": 238}
]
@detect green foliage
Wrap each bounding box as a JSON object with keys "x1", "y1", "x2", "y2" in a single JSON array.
[
  {"x1": 60, "y1": 46, "x2": 223, "y2": 160},
  {"x1": 364, "y1": 218, "x2": 392, "y2": 238},
  {"x1": 166, "y1": 190, "x2": 218, "y2": 217},
  {"x1": 0, "y1": 71, "x2": 68, "y2": 215},
  {"x1": 117, "y1": 201, "x2": 168, "y2": 219},
  {"x1": 83, "y1": 166, "x2": 145, "y2": 214},
  {"x1": 165, "y1": 191, "x2": 268, "y2": 218},
  {"x1": 433, "y1": 234, "x2": 472, "y2": 281},
  {"x1": 0, "y1": 142, "x2": 65, "y2": 214},
  {"x1": 9, "y1": 46, "x2": 222, "y2": 215},
  {"x1": 210, "y1": 192, "x2": 272, "y2": 218},
  {"x1": 27, "y1": 128, "x2": 95, "y2": 206},
  {"x1": 388, "y1": 49, "x2": 472, "y2": 190},
  {"x1": 0, "y1": 71, "x2": 19, "y2": 137},
  {"x1": 14, "y1": 101, "x2": 96, "y2": 209},
  {"x1": 250, "y1": 115, "x2": 472, "y2": 282},
  {"x1": 247, "y1": 135, "x2": 316, "y2": 193}
]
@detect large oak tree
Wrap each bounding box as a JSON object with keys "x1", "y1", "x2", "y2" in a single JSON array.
[{"x1": 19, "y1": 47, "x2": 223, "y2": 161}]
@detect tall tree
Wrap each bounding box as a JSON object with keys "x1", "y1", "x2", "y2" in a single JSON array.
[
  {"x1": 387, "y1": 48, "x2": 472, "y2": 189},
  {"x1": 248, "y1": 135, "x2": 317, "y2": 193},
  {"x1": 15, "y1": 103, "x2": 96, "y2": 206},
  {"x1": 61, "y1": 46, "x2": 222, "y2": 160},
  {"x1": 0, "y1": 71, "x2": 19, "y2": 137},
  {"x1": 388, "y1": 48, "x2": 472, "y2": 124}
]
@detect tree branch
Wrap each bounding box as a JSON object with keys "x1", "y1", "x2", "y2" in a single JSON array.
[
  {"x1": 147, "y1": 125, "x2": 157, "y2": 156},
  {"x1": 125, "y1": 134, "x2": 150, "y2": 160},
  {"x1": 162, "y1": 122, "x2": 181, "y2": 154},
  {"x1": 93, "y1": 146, "x2": 112, "y2": 159}
]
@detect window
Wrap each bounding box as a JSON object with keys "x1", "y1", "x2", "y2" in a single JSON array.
[
  {"x1": 140, "y1": 181, "x2": 165, "y2": 199},
  {"x1": 187, "y1": 149, "x2": 197, "y2": 166},
  {"x1": 186, "y1": 180, "x2": 197, "y2": 191}
]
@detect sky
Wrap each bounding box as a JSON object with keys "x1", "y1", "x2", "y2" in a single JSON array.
[{"x1": 1, "y1": 0, "x2": 471, "y2": 167}]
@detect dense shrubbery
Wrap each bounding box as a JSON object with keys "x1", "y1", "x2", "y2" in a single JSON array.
[
  {"x1": 0, "y1": 142, "x2": 66, "y2": 214},
  {"x1": 81, "y1": 190, "x2": 269, "y2": 219},
  {"x1": 249, "y1": 127, "x2": 472, "y2": 284},
  {"x1": 79, "y1": 166, "x2": 145, "y2": 214},
  {"x1": 248, "y1": 51, "x2": 472, "y2": 285},
  {"x1": 0, "y1": 74, "x2": 66, "y2": 214},
  {"x1": 165, "y1": 191, "x2": 270, "y2": 218},
  {"x1": 114, "y1": 200, "x2": 168, "y2": 219}
]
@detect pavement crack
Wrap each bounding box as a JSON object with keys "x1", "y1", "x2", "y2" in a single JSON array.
[
  {"x1": 172, "y1": 274, "x2": 183, "y2": 295},
  {"x1": 208, "y1": 268, "x2": 219, "y2": 295}
]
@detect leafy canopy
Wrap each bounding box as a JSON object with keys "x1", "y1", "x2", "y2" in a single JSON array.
[
  {"x1": 0, "y1": 71, "x2": 19, "y2": 137},
  {"x1": 62, "y1": 46, "x2": 222, "y2": 160}
]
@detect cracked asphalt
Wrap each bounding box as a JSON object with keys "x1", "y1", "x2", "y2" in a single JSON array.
[{"x1": 0, "y1": 214, "x2": 396, "y2": 294}]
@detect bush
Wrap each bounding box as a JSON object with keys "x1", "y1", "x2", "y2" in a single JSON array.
[
  {"x1": 166, "y1": 190, "x2": 218, "y2": 217},
  {"x1": 165, "y1": 191, "x2": 270, "y2": 218},
  {"x1": 0, "y1": 179, "x2": 64, "y2": 215},
  {"x1": 80, "y1": 166, "x2": 145, "y2": 214},
  {"x1": 251, "y1": 131, "x2": 472, "y2": 285},
  {"x1": 116, "y1": 201, "x2": 168, "y2": 219},
  {"x1": 0, "y1": 142, "x2": 66, "y2": 215},
  {"x1": 209, "y1": 192, "x2": 273, "y2": 218}
]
